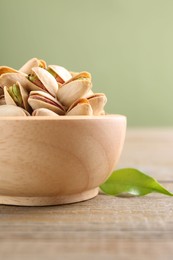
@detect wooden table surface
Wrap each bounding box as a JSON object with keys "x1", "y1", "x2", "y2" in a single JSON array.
[{"x1": 0, "y1": 128, "x2": 173, "y2": 260}]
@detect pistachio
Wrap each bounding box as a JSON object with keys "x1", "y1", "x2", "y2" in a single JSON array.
[
  {"x1": 83, "y1": 89, "x2": 94, "y2": 98},
  {"x1": 87, "y1": 93, "x2": 107, "y2": 115},
  {"x1": 0, "y1": 58, "x2": 108, "y2": 117},
  {"x1": 0, "y1": 72, "x2": 41, "y2": 92},
  {"x1": 66, "y1": 71, "x2": 91, "y2": 83},
  {"x1": 48, "y1": 65, "x2": 72, "y2": 84},
  {"x1": 0, "y1": 105, "x2": 30, "y2": 116},
  {"x1": 28, "y1": 67, "x2": 58, "y2": 97},
  {"x1": 28, "y1": 74, "x2": 44, "y2": 89},
  {"x1": 32, "y1": 108, "x2": 59, "y2": 116},
  {"x1": 19, "y1": 58, "x2": 47, "y2": 74},
  {"x1": 66, "y1": 98, "x2": 93, "y2": 116},
  {"x1": 0, "y1": 66, "x2": 18, "y2": 76},
  {"x1": 57, "y1": 72, "x2": 92, "y2": 107},
  {"x1": 4, "y1": 81, "x2": 31, "y2": 112},
  {"x1": 7, "y1": 84, "x2": 23, "y2": 106},
  {"x1": 28, "y1": 90, "x2": 65, "y2": 115}
]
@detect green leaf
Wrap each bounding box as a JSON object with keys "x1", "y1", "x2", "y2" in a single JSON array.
[{"x1": 100, "y1": 168, "x2": 173, "y2": 197}]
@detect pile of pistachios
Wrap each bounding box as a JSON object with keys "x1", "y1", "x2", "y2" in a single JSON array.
[{"x1": 0, "y1": 58, "x2": 107, "y2": 117}]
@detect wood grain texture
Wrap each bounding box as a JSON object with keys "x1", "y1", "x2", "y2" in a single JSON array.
[
  {"x1": 0, "y1": 128, "x2": 173, "y2": 260},
  {"x1": 0, "y1": 115, "x2": 126, "y2": 205}
]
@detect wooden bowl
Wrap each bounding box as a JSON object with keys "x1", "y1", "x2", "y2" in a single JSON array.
[{"x1": 0, "y1": 115, "x2": 126, "y2": 206}]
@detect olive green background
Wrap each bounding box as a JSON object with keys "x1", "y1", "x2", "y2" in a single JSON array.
[{"x1": 0, "y1": 0, "x2": 173, "y2": 126}]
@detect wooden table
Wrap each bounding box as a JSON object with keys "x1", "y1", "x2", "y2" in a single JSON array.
[{"x1": 0, "y1": 128, "x2": 173, "y2": 260}]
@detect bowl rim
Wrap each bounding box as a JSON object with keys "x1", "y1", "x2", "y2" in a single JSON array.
[{"x1": 0, "y1": 114, "x2": 126, "y2": 121}]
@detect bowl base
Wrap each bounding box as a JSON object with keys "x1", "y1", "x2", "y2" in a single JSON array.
[{"x1": 0, "y1": 188, "x2": 99, "y2": 206}]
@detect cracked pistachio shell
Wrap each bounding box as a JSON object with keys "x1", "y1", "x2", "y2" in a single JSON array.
[
  {"x1": 30, "y1": 67, "x2": 58, "y2": 97},
  {"x1": 32, "y1": 108, "x2": 59, "y2": 116},
  {"x1": 0, "y1": 72, "x2": 40, "y2": 92},
  {"x1": 87, "y1": 93, "x2": 107, "y2": 115},
  {"x1": 0, "y1": 66, "x2": 18, "y2": 76},
  {"x1": 83, "y1": 89, "x2": 94, "y2": 98},
  {"x1": 66, "y1": 71, "x2": 91, "y2": 82},
  {"x1": 48, "y1": 65, "x2": 72, "y2": 84},
  {"x1": 19, "y1": 58, "x2": 47, "y2": 74},
  {"x1": 0, "y1": 105, "x2": 30, "y2": 116},
  {"x1": 4, "y1": 82, "x2": 31, "y2": 112},
  {"x1": 57, "y1": 72, "x2": 92, "y2": 108},
  {"x1": 28, "y1": 90, "x2": 65, "y2": 115},
  {"x1": 66, "y1": 98, "x2": 93, "y2": 116}
]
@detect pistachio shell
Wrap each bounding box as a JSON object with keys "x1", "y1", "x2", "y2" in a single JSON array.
[
  {"x1": 0, "y1": 105, "x2": 30, "y2": 116},
  {"x1": 32, "y1": 108, "x2": 59, "y2": 116},
  {"x1": 0, "y1": 95, "x2": 5, "y2": 105},
  {"x1": 65, "y1": 71, "x2": 91, "y2": 84},
  {"x1": 66, "y1": 98, "x2": 93, "y2": 116},
  {"x1": 48, "y1": 65, "x2": 72, "y2": 83},
  {"x1": 4, "y1": 86, "x2": 16, "y2": 106},
  {"x1": 57, "y1": 72, "x2": 92, "y2": 107},
  {"x1": 83, "y1": 89, "x2": 94, "y2": 98},
  {"x1": 28, "y1": 90, "x2": 65, "y2": 115},
  {"x1": 0, "y1": 72, "x2": 40, "y2": 92},
  {"x1": 19, "y1": 58, "x2": 47, "y2": 74},
  {"x1": 4, "y1": 82, "x2": 31, "y2": 112},
  {"x1": 0, "y1": 66, "x2": 18, "y2": 76},
  {"x1": 87, "y1": 93, "x2": 107, "y2": 115},
  {"x1": 31, "y1": 67, "x2": 58, "y2": 97}
]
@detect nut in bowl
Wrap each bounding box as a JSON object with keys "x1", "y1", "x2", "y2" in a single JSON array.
[{"x1": 0, "y1": 58, "x2": 126, "y2": 206}]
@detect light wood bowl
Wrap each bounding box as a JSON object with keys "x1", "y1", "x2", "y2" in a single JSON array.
[{"x1": 0, "y1": 115, "x2": 126, "y2": 206}]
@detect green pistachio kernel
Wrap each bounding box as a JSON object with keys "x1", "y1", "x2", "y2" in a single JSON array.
[
  {"x1": 47, "y1": 68, "x2": 57, "y2": 78},
  {"x1": 28, "y1": 74, "x2": 37, "y2": 82},
  {"x1": 8, "y1": 84, "x2": 23, "y2": 107}
]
